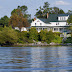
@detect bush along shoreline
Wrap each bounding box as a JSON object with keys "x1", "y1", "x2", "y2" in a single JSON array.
[{"x1": 0, "y1": 27, "x2": 72, "y2": 47}]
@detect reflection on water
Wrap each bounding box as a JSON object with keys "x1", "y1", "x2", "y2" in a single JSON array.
[{"x1": 0, "y1": 46, "x2": 72, "y2": 72}]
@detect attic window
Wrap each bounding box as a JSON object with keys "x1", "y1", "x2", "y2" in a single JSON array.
[{"x1": 40, "y1": 23, "x2": 42, "y2": 25}]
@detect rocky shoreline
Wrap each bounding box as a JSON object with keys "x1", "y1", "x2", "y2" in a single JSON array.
[{"x1": 15, "y1": 42, "x2": 72, "y2": 47}]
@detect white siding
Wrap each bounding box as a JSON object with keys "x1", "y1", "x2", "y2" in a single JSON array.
[
  {"x1": 31, "y1": 18, "x2": 69, "y2": 33},
  {"x1": 31, "y1": 19, "x2": 68, "y2": 27},
  {"x1": 58, "y1": 16, "x2": 69, "y2": 21},
  {"x1": 31, "y1": 19, "x2": 46, "y2": 27},
  {"x1": 50, "y1": 22, "x2": 67, "y2": 26}
]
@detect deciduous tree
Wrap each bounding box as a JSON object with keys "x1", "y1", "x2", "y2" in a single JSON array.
[{"x1": 9, "y1": 9, "x2": 30, "y2": 31}]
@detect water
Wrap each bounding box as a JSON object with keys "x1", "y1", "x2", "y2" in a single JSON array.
[{"x1": 0, "y1": 46, "x2": 72, "y2": 72}]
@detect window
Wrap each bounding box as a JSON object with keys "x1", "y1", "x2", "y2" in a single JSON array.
[
  {"x1": 59, "y1": 28, "x2": 63, "y2": 31},
  {"x1": 54, "y1": 28, "x2": 58, "y2": 31},
  {"x1": 60, "y1": 17, "x2": 66, "y2": 21},
  {"x1": 39, "y1": 28, "x2": 42, "y2": 30},
  {"x1": 56, "y1": 23, "x2": 57, "y2": 25},
  {"x1": 56, "y1": 22, "x2": 59, "y2": 25}
]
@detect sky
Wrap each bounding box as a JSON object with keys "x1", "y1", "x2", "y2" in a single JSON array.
[{"x1": 0, "y1": 0, "x2": 72, "y2": 18}]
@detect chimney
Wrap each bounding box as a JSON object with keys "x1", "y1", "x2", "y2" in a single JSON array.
[
  {"x1": 34, "y1": 18, "x2": 36, "y2": 21},
  {"x1": 47, "y1": 13, "x2": 49, "y2": 19}
]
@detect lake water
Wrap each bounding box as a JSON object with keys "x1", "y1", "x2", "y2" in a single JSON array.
[{"x1": 0, "y1": 46, "x2": 72, "y2": 72}]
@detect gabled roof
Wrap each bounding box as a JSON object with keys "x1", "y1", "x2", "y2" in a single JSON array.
[{"x1": 38, "y1": 14, "x2": 69, "y2": 23}]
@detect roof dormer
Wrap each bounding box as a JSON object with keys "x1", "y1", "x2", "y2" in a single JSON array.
[{"x1": 58, "y1": 14, "x2": 69, "y2": 21}]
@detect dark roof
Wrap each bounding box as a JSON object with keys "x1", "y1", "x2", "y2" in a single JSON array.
[
  {"x1": 58, "y1": 14, "x2": 69, "y2": 16},
  {"x1": 39, "y1": 14, "x2": 69, "y2": 23}
]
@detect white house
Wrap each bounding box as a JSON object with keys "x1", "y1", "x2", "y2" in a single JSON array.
[{"x1": 31, "y1": 14, "x2": 70, "y2": 33}]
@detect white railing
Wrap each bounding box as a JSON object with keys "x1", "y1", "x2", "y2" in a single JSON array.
[{"x1": 60, "y1": 34, "x2": 71, "y2": 37}]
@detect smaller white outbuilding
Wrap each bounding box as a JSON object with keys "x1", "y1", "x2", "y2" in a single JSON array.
[{"x1": 14, "y1": 27, "x2": 27, "y2": 32}]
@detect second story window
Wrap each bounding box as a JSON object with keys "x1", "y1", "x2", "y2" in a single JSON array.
[
  {"x1": 56, "y1": 23, "x2": 57, "y2": 25},
  {"x1": 56, "y1": 22, "x2": 59, "y2": 25}
]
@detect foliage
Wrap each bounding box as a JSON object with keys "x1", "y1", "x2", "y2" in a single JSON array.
[
  {"x1": 35, "y1": 2, "x2": 65, "y2": 18},
  {"x1": 46, "y1": 30, "x2": 55, "y2": 44},
  {"x1": 0, "y1": 27, "x2": 3, "y2": 31},
  {"x1": 0, "y1": 16, "x2": 10, "y2": 27},
  {"x1": 39, "y1": 29, "x2": 47, "y2": 42},
  {"x1": 17, "y1": 31, "x2": 29, "y2": 43},
  {"x1": 67, "y1": 10, "x2": 72, "y2": 14},
  {"x1": 67, "y1": 15, "x2": 72, "y2": 24},
  {"x1": 9, "y1": 9, "x2": 30, "y2": 31},
  {"x1": 39, "y1": 30, "x2": 55, "y2": 44},
  {"x1": 64, "y1": 37, "x2": 72, "y2": 43},
  {"x1": 0, "y1": 26, "x2": 63, "y2": 45},
  {"x1": 52, "y1": 35, "x2": 62, "y2": 43},
  {"x1": 67, "y1": 15, "x2": 72, "y2": 33},
  {"x1": 11, "y1": 5, "x2": 31, "y2": 19},
  {"x1": 29, "y1": 27, "x2": 38, "y2": 41},
  {"x1": 54, "y1": 32, "x2": 61, "y2": 36},
  {"x1": 0, "y1": 27, "x2": 18, "y2": 45}
]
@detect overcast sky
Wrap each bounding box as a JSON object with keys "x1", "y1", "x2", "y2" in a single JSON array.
[{"x1": 0, "y1": 0, "x2": 72, "y2": 18}]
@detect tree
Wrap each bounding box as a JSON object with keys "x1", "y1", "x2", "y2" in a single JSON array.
[
  {"x1": 29, "y1": 27, "x2": 38, "y2": 41},
  {"x1": 67, "y1": 15, "x2": 72, "y2": 36},
  {"x1": 51, "y1": 7, "x2": 65, "y2": 14},
  {"x1": 11, "y1": 5, "x2": 31, "y2": 19},
  {"x1": 52, "y1": 35, "x2": 62, "y2": 43},
  {"x1": 35, "y1": 2, "x2": 65, "y2": 18},
  {"x1": 9, "y1": 9, "x2": 30, "y2": 31},
  {"x1": 17, "y1": 31, "x2": 29, "y2": 43},
  {"x1": 67, "y1": 15, "x2": 72, "y2": 24},
  {"x1": 59, "y1": 9, "x2": 65, "y2": 14},
  {"x1": 46, "y1": 30, "x2": 55, "y2": 43},
  {"x1": 0, "y1": 16, "x2": 10, "y2": 27},
  {"x1": 67, "y1": 10, "x2": 72, "y2": 14},
  {"x1": 35, "y1": 2, "x2": 50, "y2": 18},
  {"x1": 39, "y1": 30, "x2": 55, "y2": 43},
  {"x1": 39, "y1": 30, "x2": 47, "y2": 42},
  {"x1": 0, "y1": 27, "x2": 18, "y2": 45},
  {"x1": 35, "y1": 6, "x2": 43, "y2": 18}
]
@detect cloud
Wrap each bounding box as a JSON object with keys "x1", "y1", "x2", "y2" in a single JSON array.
[{"x1": 55, "y1": 1, "x2": 70, "y2": 5}]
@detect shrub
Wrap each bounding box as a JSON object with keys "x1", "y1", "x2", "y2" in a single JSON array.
[{"x1": 0, "y1": 27, "x2": 18, "y2": 45}]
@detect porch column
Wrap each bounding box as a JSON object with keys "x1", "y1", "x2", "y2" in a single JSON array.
[{"x1": 58, "y1": 28, "x2": 60, "y2": 32}]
